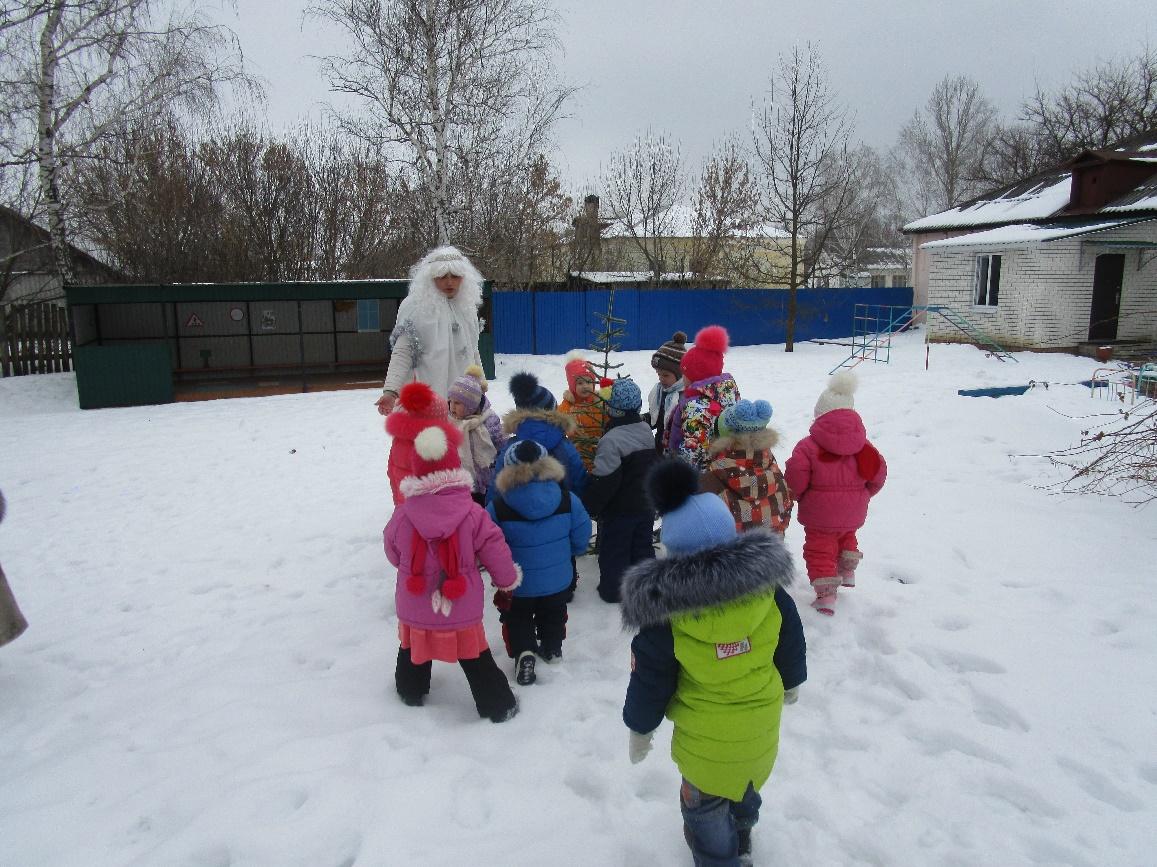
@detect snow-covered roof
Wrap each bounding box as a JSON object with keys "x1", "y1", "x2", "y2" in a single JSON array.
[
  {"x1": 919, "y1": 217, "x2": 1154, "y2": 249},
  {"x1": 603, "y1": 204, "x2": 789, "y2": 240},
  {"x1": 904, "y1": 175, "x2": 1073, "y2": 232},
  {"x1": 569, "y1": 270, "x2": 704, "y2": 283}
]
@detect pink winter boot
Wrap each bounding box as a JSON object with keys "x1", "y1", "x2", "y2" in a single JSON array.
[
  {"x1": 838, "y1": 550, "x2": 863, "y2": 588},
  {"x1": 811, "y1": 577, "x2": 839, "y2": 615}
]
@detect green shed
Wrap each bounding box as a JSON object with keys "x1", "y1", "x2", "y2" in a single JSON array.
[{"x1": 65, "y1": 281, "x2": 495, "y2": 409}]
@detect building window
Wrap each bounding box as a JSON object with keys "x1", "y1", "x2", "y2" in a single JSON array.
[
  {"x1": 870, "y1": 275, "x2": 885, "y2": 288},
  {"x1": 356, "y1": 299, "x2": 381, "y2": 332},
  {"x1": 891, "y1": 275, "x2": 906, "y2": 287},
  {"x1": 974, "y1": 254, "x2": 1001, "y2": 307}
]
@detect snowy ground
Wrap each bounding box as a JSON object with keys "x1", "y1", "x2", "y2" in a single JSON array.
[{"x1": 1, "y1": 330, "x2": 1155, "y2": 867}]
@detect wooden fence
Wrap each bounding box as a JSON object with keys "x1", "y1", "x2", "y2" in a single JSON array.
[{"x1": 0, "y1": 302, "x2": 72, "y2": 376}]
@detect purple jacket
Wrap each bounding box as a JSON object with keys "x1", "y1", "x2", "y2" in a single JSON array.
[
  {"x1": 784, "y1": 409, "x2": 887, "y2": 533},
  {"x1": 384, "y1": 469, "x2": 519, "y2": 630}
]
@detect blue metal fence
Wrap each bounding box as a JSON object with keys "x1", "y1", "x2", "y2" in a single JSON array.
[{"x1": 492, "y1": 286, "x2": 914, "y2": 354}]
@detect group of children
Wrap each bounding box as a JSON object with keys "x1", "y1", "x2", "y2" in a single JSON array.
[{"x1": 381, "y1": 324, "x2": 888, "y2": 866}]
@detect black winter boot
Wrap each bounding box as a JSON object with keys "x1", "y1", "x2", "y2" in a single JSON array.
[{"x1": 516, "y1": 651, "x2": 537, "y2": 685}]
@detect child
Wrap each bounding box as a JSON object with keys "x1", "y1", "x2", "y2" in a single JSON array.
[
  {"x1": 0, "y1": 490, "x2": 29, "y2": 649},
  {"x1": 669, "y1": 325, "x2": 740, "y2": 469},
  {"x1": 784, "y1": 371, "x2": 887, "y2": 616},
  {"x1": 558, "y1": 351, "x2": 606, "y2": 471},
  {"x1": 448, "y1": 364, "x2": 508, "y2": 504},
  {"x1": 621, "y1": 460, "x2": 806, "y2": 866},
  {"x1": 386, "y1": 380, "x2": 453, "y2": 504},
  {"x1": 646, "y1": 331, "x2": 688, "y2": 453},
  {"x1": 701, "y1": 399, "x2": 794, "y2": 536},
  {"x1": 492, "y1": 372, "x2": 588, "y2": 497},
  {"x1": 487, "y1": 439, "x2": 592, "y2": 686},
  {"x1": 383, "y1": 387, "x2": 522, "y2": 722},
  {"x1": 581, "y1": 378, "x2": 659, "y2": 603}
]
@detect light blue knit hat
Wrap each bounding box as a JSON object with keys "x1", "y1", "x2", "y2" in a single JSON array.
[
  {"x1": 607, "y1": 377, "x2": 642, "y2": 417},
  {"x1": 648, "y1": 459, "x2": 737, "y2": 555},
  {"x1": 719, "y1": 399, "x2": 772, "y2": 435}
]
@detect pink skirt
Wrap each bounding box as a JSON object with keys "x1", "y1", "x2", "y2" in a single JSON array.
[{"x1": 399, "y1": 622, "x2": 489, "y2": 664}]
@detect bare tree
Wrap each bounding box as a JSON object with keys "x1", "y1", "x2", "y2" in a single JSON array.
[
  {"x1": 310, "y1": 0, "x2": 574, "y2": 247},
  {"x1": 0, "y1": 1, "x2": 254, "y2": 284},
  {"x1": 687, "y1": 137, "x2": 760, "y2": 282},
  {"x1": 895, "y1": 74, "x2": 997, "y2": 216},
  {"x1": 1022, "y1": 47, "x2": 1157, "y2": 168},
  {"x1": 1043, "y1": 401, "x2": 1157, "y2": 506},
  {"x1": 974, "y1": 121, "x2": 1056, "y2": 188},
  {"x1": 601, "y1": 129, "x2": 687, "y2": 280},
  {"x1": 751, "y1": 44, "x2": 860, "y2": 351}
]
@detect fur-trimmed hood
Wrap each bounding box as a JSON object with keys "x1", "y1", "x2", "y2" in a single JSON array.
[
  {"x1": 495, "y1": 454, "x2": 566, "y2": 494},
  {"x1": 709, "y1": 427, "x2": 779, "y2": 456},
  {"x1": 502, "y1": 407, "x2": 576, "y2": 437},
  {"x1": 621, "y1": 531, "x2": 794, "y2": 630}
]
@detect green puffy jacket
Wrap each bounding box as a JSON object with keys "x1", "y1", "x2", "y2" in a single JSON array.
[{"x1": 621, "y1": 531, "x2": 806, "y2": 801}]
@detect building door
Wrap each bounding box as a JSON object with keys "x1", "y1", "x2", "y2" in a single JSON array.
[{"x1": 1088, "y1": 253, "x2": 1124, "y2": 341}]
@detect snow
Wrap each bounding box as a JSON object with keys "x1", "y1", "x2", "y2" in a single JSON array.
[
  {"x1": 2, "y1": 332, "x2": 1156, "y2": 867},
  {"x1": 903, "y1": 177, "x2": 1073, "y2": 232},
  {"x1": 918, "y1": 218, "x2": 1149, "y2": 249}
]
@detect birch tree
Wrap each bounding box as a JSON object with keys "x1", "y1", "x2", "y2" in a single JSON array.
[
  {"x1": 751, "y1": 44, "x2": 859, "y2": 351},
  {"x1": 310, "y1": 0, "x2": 573, "y2": 247},
  {"x1": 687, "y1": 137, "x2": 760, "y2": 282},
  {"x1": 0, "y1": 1, "x2": 253, "y2": 284},
  {"x1": 601, "y1": 129, "x2": 686, "y2": 280}
]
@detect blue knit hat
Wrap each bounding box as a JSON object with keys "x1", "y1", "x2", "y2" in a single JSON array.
[
  {"x1": 647, "y1": 459, "x2": 736, "y2": 555},
  {"x1": 719, "y1": 399, "x2": 772, "y2": 435},
  {"x1": 504, "y1": 438, "x2": 547, "y2": 466},
  {"x1": 607, "y1": 377, "x2": 642, "y2": 417},
  {"x1": 509, "y1": 372, "x2": 557, "y2": 411}
]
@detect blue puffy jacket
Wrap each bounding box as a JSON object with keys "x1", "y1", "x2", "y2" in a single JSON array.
[
  {"x1": 487, "y1": 455, "x2": 592, "y2": 598},
  {"x1": 491, "y1": 408, "x2": 588, "y2": 501}
]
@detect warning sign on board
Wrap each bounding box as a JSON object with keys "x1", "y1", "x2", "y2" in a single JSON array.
[{"x1": 185, "y1": 313, "x2": 204, "y2": 328}]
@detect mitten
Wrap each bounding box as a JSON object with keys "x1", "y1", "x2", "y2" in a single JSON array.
[
  {"x1": 493, "y1": 589, "x2": 513, "y2": 612},
  {"x1": 783, "y1": 687, "x2": 799, "y2": 705},
  {"x1": 628, "y1": 730, "x2": 654, "y2": 764}
]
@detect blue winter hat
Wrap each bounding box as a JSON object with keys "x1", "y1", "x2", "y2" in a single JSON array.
[
  {"x1": 647, "y1": 459, "x2": 736, "y2": 555},
  {"x1": 509, "y1": 372, "x2": 557, "y2": 411},
  {"x1": 719, "y1": 399, "x2": 772, "y2": 435},
  {"x1": 504, "y1": 438, "x2": 547, "y2": 466},
  {"x1": 607, "y1": 377, "x2": 642, "y2": 417}
]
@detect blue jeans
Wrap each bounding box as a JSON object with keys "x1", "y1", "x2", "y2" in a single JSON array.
[{"x1": 680, "y1": 778, "x2": 761, "y2": 867}]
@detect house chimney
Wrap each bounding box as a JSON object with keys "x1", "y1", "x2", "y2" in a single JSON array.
[{"x1": 584, "y1": 194, "x2": 599, "y2": 220}]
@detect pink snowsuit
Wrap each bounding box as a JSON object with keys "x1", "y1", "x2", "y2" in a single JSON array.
[{"x1": 784, "y1": 408, "x2": 886, "y2": 590}]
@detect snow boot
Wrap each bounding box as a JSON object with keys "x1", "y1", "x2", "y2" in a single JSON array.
[
  {"x1": 811, "y1": 590, "x2": 838, "y2": 616},
  {"x1": 737, "y1": 828, "x2": 753, "y2": 866},
  {"x1": 516, "y1": 651, "x2": 537, "y2": 685},
  {"x1": 838, "y1": 550, "x2": 863, "y2": 588},
  {"x1": 490, "y1": 697, "x2": 519, "y2": 724},
  {"x1": 538, "y1": 646, "x2": 563, "y2": 665}
]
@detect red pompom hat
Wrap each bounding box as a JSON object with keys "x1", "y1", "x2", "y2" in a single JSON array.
[
  {"x1": 680, "y1": 325, "x2": 730, "y2": 384},
  {"x1": 385, "y1": 381, "x2": 449, "y2": 443},
  {"x1": 408, "y1": 422, "x2": 463, "y2": 477}
]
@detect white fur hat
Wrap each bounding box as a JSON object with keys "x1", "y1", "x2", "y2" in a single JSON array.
[{"x1": 814, "y1": 370, "x2": 858, "y2": 418}]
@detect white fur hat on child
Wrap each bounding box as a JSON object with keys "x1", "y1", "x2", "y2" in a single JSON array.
[{"x1": 814, "y1": 370, "x2": 858, "y2": 418}]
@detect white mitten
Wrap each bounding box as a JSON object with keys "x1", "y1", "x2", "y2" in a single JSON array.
[
  {"x1": 628, "y1": 730, "x2": 654, "y2": 764},
  {"x1": 783, "y1": 687, "x2": 799, "y2": 705}
]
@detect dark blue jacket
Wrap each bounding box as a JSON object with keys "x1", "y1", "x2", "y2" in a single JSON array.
[{"x1": 487, "y1": 459, "x2": 592, "y2": 598}]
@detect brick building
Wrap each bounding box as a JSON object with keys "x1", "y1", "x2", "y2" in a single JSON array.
[{"x1": 903, "y1": 133, "x2": 1157, "y2": 353}]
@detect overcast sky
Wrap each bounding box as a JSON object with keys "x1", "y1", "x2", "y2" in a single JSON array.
[{"x1": 224, "y1": 0, "x2": 1154, "y2": 191}]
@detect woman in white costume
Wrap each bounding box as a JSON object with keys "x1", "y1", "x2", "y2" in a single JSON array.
[{"x1": 375, "y1": 246, "x2": 485, "y2": 414}]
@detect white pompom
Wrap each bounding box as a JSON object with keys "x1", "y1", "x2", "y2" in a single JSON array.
[
  {"x1": 827, "y1": 370, "x2": 859, "y2": 396},
  {"x1": 414, "y1": 426, "x2": 448, "y2": 461}
]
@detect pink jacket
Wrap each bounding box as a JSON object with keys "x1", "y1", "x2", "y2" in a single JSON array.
[
  {"x1": 784, "y1": 409, "x2": 886, "y2": 533},
  {"x1": 385, "y1": 469, "x2": 520, "y2": 630}
]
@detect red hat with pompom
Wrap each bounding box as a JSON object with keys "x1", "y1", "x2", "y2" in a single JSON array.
[
  {"x1": 680, "y1": 325, "x2": 729, "y2": 384},
  {"x1": 385, "y1": 381, "x2": 449, "y2": 443},
  {"x1": 408, "y1": 421, "x2": 463, "y2": 478}
]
